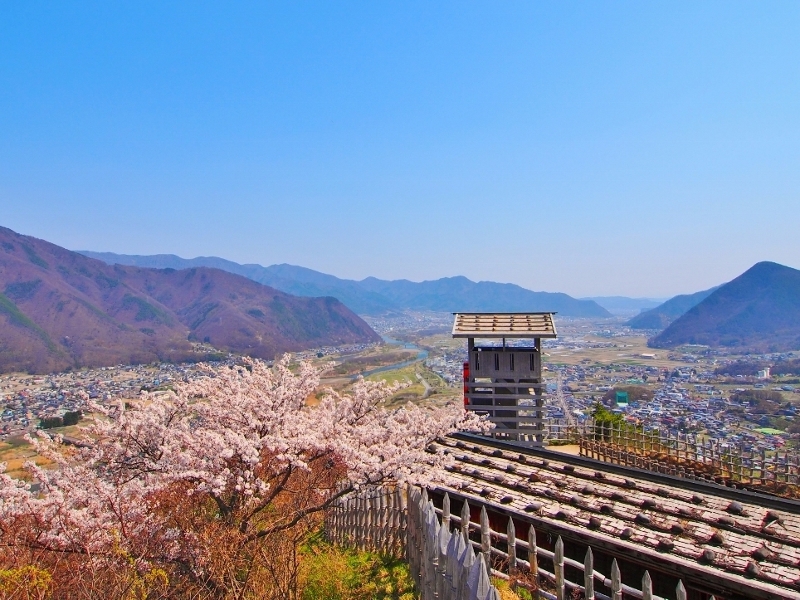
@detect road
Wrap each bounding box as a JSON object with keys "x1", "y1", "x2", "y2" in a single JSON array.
[{"x1": 416, "y1": 372, "x2": 432, "y2": 399}]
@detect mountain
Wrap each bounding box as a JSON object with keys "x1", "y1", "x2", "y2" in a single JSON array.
[
  {"x1": 627, "y1": 287, "x2": 719, "y2": 329},
  {"x1": 0, "y1": 227, "x2": 380, "y2": 374},
  {"x1": 357, "y1": 276, "x2": 611, "y2": 316},
  {"x1": 80, "y1": 253, "x2": 399, "y2": 315},
  {"x1": 80, "y1": 252, "x2": 612, "y2": 318},
  {"x1": 649, "y1": 262, "x2": 800, "y2": 351},
  {"x1": 582, "y1": 296, "x2": 665, "y2": 317}
]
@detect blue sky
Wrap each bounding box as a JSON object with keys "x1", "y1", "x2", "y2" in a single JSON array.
[{"x1": 1, "y1": 2, "x2": 799, "y2": 297}]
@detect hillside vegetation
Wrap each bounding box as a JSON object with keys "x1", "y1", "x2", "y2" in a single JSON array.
[{"x1": 0, "y1": 226, "x2": 380, "y2": 373}]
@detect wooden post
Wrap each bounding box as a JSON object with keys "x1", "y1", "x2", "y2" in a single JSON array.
[
  {"x1": 672, "y1": 430, "x2": 678, "y2": 462},
  {"x1": 554, "y1": 536, "x2": 565, "y2": 600},
  {"x1": 358, "y1": 495, "x2": 367, "y2": 551},
  {"x1": 385, "y1": 487, "x2": 395, "y2": 552},
  {"x1": 785, "y1": 452, "x2": 791, "y2": 486},
  {"x1": 642, "y1": 570, "x2": 652, "y2": 600},
  {"x1": 507, "y1": 517, "x2": 517, "y2": 572},
  {"x1": 461, "y1": 499, "x2": 471, "y2": 542},
  {"x1": 368, "y1": 494, "x2": 376, "y2": 549},
  {"x1": 480, "y1": 506, "x2": 491, "y2": 565},
  {"x1": 528, "y1": 525, "x2": 539, "y2": 600},
  {"x1": 399, "y1": 485, "x2": 408, "y2": 556},
  {"x1": 346, "y1": 495, "x2": 353, "y2": 548},
  {"x1": 584, "y1": 546, "x2": 594, "y2": 600},
  {"x1": 676, "y1": 580, "x2": 687, "y2": 600},
  {"x1": 708, "y1": 440, "x2": 715, "y2": 473},
  {"x1": 611, "y1": 558, "x2": 622, "y2": 600},
  {"x1": 443, "y1": 492, "x2": 451, "y2": 532}
]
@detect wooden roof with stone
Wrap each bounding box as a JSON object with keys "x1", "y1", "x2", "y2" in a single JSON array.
[
  {"x1": 433, "y1": 435, "x2": 800, "y2": 600},
  {"x1": 452, "y1": 312, "x2": 558, "y2": 339}
]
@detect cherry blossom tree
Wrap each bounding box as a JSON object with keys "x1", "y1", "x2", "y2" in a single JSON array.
[{"x1": 0, "y1": 356, "x2": 487, "y2": 598}]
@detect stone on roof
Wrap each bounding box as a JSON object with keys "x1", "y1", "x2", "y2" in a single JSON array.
[{"x1": 452, "y1": 312, "x2": 557, "y2": 339}]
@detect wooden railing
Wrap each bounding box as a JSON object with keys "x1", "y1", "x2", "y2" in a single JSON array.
[
  {"x1": 435, "y1": 491, "x2": 696, "y2": 600},
  {"x1": 326, "y1": 485, "x2": 711, "y2": 600},
  {"x1": 577, "y1": 420, "x2": 800, "y2": 496},
  {"x1": 326, "y1": 485, "x2": 501, "y2": 600}
]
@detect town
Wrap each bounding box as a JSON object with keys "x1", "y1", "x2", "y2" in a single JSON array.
[{"x1": 3, "y1": 313, "x2": 799, "y2": 464}]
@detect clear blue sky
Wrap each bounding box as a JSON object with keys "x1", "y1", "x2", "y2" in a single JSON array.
[{"x1": 2, "y1": 2, "x2": 799, "y2": 297}]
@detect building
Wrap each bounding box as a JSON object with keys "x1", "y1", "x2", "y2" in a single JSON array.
[{"x1": 454, "y1": 312, "x2": 557, "y2": 447}]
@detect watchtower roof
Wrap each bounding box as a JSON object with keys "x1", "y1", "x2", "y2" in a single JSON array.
[{"x1": 452, "y1": 312, "x2": 557, "y2": 339}]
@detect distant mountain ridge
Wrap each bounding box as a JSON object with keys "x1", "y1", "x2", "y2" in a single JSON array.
[
  {"x1": 649, "y1": 261, "x2": 800, "y2": 351},
  {"x1": 627, "y1": 287, "x2": 720, "y2": 329},
  {"x1": 582, "y1": 296, "x2": 665, "y2": 316},
  {"x1": 79, "y1": 252, "x2": 612, "y2": 318},
  {"x1": 0, "y1": 227, "x2": 379, "y2": 374}
]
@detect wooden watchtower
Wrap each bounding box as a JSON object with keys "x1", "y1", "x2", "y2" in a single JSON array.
[{"x1": 454, "y1": 312, "x2": 557, "y2": 447}]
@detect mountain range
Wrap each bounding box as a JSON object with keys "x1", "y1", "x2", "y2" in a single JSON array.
[
  {"x1": 80, "y1": 251, "x2": 613, "y2": 317},
  {"x1": 649, "y1": 262, "x2": 800, "y2": 352},
  {"x1": 627, "y1": 287, "x2": 719, "y2": 329},
  {"x1": 582, "y1": 296, "x2": 665, "y2": 317},
  {"x1": 0, "y1": 227, "x2": 379, "y2": 374}
]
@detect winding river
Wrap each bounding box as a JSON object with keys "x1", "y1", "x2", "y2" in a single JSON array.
[{"x1": 350, "y1": 336, "x2": 429, "y2": 379}]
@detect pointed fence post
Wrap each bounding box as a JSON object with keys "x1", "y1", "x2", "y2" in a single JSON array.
[
  {"x1": 584, "y1": 547, "x2": 594, "y2": 600},
  {"x1": 611, "y1": 559, "x2": 622, "y2": 600},
  {"x1": 676, "y1": 580, "x2": 687, "y2": 600},
  {"x1": 480, "y1": 506, "x2": 491, "y2": 566},
  {"x1": 528, "y1": 525, "x2": 539, "y2": 600},
  {"x1": 554, "y1": 536, "x2": 565, "y2": 600},
  {"x1": 443, "y1": 492, "x2": 451, "y2": 532},
  {"x1": 461, "y1": 499, "x2": 471, "y2": 541},
  {"x1": 507, "y1": 517, "x2": 517, "y2": 572},
  {"x1": 642, "y1": 571, "x2": 652, "y2": 600}
]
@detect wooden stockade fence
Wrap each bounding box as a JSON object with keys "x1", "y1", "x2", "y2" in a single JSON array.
[
  {"x1": 326, "y1": 485, "x2": 501, "y2": 600},
  {"x1": 325, "y1": 484, "x2": 407, "y2": 556},
  {"x1": 577, "y1": 420, "x2": 800, "y2": 497},
  {"x1": 326, "y1": 485, "x2": 703, "y2": 600}
]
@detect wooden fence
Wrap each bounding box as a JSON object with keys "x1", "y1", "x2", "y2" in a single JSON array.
[
  {"x1": 326, "y1": 485, "x2": 501, "y2": 600},
  {"x1": 326, "y1": 485, "x2": 708, "y2": 600},
  {"x1": 325, "y1": 484, "x2": 407, "y2": 556},
  {"x1": 435, "y1": 491, "x2": 699, "y2": 600},
  {"x1": 577, "y1": 420, "x2": 800, "y2": 496}
]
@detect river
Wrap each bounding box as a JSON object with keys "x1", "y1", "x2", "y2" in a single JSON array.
[{"x1": 351, "y1": 336, "x2": 429, "y2": 379}]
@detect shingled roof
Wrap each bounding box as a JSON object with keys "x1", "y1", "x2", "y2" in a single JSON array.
[
  {"x1": 452, "y1": 313, "x2": 557, "y2": 339},
  {"x1": 433, "y1": 436, "x2": 800, "y2": 600}
]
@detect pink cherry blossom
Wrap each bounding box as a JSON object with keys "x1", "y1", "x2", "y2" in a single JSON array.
[{"x1": 0, "y1": 356, "x2": 489, "y2": 595}]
